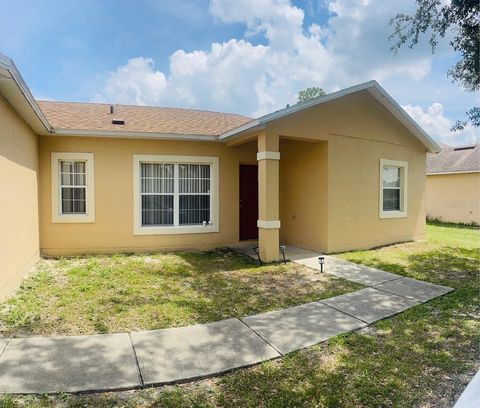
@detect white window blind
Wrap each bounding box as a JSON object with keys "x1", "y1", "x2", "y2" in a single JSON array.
[
  {"x1": 179, "y1": 164, "x2": 210, "y2": 225},
  {"x1": 382, "y1": 166, "x2": 401, "y2": 211},
  {"x1": 141, "y1": 163, "x2": 174, "y2": 226},
  {"x1": 60, "y1": 161, "x2": 87, "y2": 214},
  {"x1": 140, "y1": 162, "x2": 211, "y2": 227}
]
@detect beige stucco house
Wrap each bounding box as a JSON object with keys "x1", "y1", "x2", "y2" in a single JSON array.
[
  {"x1": 426, "y1": 144, "x2": 479, "y2": 225},
  {"x1": 0, "y1": 54, "x2": 440, "y2": 300}
]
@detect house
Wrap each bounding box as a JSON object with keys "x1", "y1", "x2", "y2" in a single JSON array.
[
  {"x1": 426, "y1": 144, "x2": 479, "y2": 225},
  {"x1": 0, "y1": 54, "x2": 440, "y2": 300}
]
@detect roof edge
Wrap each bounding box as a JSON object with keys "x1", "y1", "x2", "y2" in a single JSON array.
[
  {"x1": 52, "y1": 128, "x2": 219, "y2": 142},
  {"x1": 0, "y1": 54, "x2": 51, "y2": 133},
  {"x1": 368, "y1": 82, "x2": 440, "y2": 153},
  {"x1": 219, "y1": 80, "x2": 441, "y2": 153},
  {"x1": 427, "y1": 170, "x2": 480, "y2": 176}
]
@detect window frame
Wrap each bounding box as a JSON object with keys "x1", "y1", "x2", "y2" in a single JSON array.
[
  {"x1": 133, "y1": 155, "x2": 219, "y2": 235},
  {"x1": 51, "y1": 152, "x2": 95, "y2": 223},
  {"x1": 379, "y1": 158, "x2": 408, "y2": 219}
]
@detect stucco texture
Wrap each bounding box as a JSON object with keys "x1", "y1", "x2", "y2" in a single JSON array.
[
  {"x1": 426, "y1": 172, "x2": 480, "y2": 225},
  {"x1": 0, "y1": 93, "x2": 40, "y2": 300},
  {"x1": 272, "y1": 90, "x2": 427, "y2": 253},
  {"x1": 39, "y1": 137, "x2": 257, "y2": 255},
  {"x1": 37, "y1": 90, "x2": 428, "y2": 256}
]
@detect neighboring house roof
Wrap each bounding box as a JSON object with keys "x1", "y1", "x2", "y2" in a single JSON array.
[
  {"x1": 427, "y1": 144, "x2": 480, "y2": 175},
  {"x1": 219, "y1": 80, "x2": 440, "y2": 153},
  {"x1": 38, "y1": 101, "x2": 252, "y2": 138}
]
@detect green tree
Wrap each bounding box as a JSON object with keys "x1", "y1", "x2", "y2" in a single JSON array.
[
  {"x1": 389, "y1": 0, "x2": 479, "y2": 130},
  {"x1": 297, "y1": 87, "x2": 326, "y2": 103}
]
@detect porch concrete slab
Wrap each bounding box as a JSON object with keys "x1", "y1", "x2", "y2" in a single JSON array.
[
  {"x1": 130, "y1": 318, "x2": 279, "y2": 386},
  {"x1": 374, "y1": 277, "x2": 453, "y2": 302},
  {"x1": 242, "y1": 302, "x2": 366, "y2": 355},
  {"x1": 321, "y1": 287, "x2": 420, "y2": 324},
  {"x1": 0, "y1": 333, "x2": 140, "y2": 394}
]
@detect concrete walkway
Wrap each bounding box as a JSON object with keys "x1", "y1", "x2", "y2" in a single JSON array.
[
  {"x1": 0, "y1": 246, "x2": 453, "y2": 394},
  {"x1": 453, "y1": 368, "x2": 480, "y2": 408}
]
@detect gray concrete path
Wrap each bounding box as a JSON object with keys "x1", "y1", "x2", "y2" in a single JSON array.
[
  {"x1": 243, "y1": 302, "x2": 366, "y2": 354},
  {"x1": 234, "y1": 244, "x2": 402, "y2": 286},
  {"x1": 0, "y1": 245, "x2": 453, "y2": 394},
  {"x1": 130, "y1": 319, "x2": 280, "y2": 386},
  {"x1": 321, "y1": 287, "x2": 419, "y2": 324},
  {"x1": 374, "y1": 276, "x2": 453, "y2": 302},
  {"x1": 0, "y1": 334, "x2": 140, "y2": 393},
  {"x1": 453, "y1": 368, "x2": 480, "y2": 408}
]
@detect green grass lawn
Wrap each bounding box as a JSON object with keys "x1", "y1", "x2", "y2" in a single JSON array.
[
  {"x1": 1, "y1": 223, "x2": 478, "y2": 408},
  {"x1": 0, "y1": 249, "x2": 359, "y2": 337}
]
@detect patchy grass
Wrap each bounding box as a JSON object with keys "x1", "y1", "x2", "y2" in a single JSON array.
[
  {"x1": 0, "y1": 249, "x2": 359, "y2": 337},
  {"x1": 336, "y1": 222, "x2": 479, "y2": 285},
  {"x1": 2, "y1": 223, "x2": 479, "y2": 407}
]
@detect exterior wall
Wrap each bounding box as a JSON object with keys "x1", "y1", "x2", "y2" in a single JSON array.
[
  {"x1": 279, "y1": 139, "x2": 328, "y2": 251},
  {"x1": 0, "y1": 93, "x2": 40, "y2": 300},
  {"x1": 426, "y1": 172, "x2": 480, "y2": 225},
  {"x1": 35, "y1": 89, "x2": 430, "y2": 257},
  {"x1": 269, "y1": 90, "x2": 427, "y2": 253},
  {"x1": 39, "y1": 136, "x2": 257, "y2": 255}
]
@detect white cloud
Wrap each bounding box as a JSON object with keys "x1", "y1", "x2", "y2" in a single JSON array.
[
  {"x1": 95, "y1": 0, "x2": 335, "y2": 116},
  {"x1": 404, "y1": 103, "x2": 479, "y2": 146},
  {"x1": 93, "y1": 57, "x2": 167, "y2": 106},
  {"x1": 324, "y1": 0, "x2": 435, "y2": 84},
  {"x1": 93, "y1": 0, "x2": 473, "y2": 133}
]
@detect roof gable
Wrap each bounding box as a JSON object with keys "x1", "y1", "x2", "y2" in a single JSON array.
[{"x1": 219, "y1": 81, "x2": 440, "y2": 153}]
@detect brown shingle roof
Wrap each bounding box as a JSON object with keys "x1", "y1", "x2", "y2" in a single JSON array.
[
  {"x1": 427, "y1": 144, "x2": 480, "y2": 174},
  {"x1": 37, "y1": 101, "x2": 253, "y2": 136}
]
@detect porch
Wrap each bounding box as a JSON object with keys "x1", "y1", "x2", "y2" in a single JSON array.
[{"x1": 230, "y1": 131, "x2": 328, "y2": 262}]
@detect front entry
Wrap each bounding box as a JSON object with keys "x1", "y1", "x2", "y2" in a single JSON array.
[{"x1": 239, "y1": 164, "x2": 258, "y2": 240}]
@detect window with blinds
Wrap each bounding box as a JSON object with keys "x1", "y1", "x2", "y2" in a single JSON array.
[
  {"x1": 140, "y1": 162, "x2": 211, "y2": 227},
  {"x1": 382, "y1": 166, "x2": 401, "y2": 211},
  {"x1": 60, "y1": 161, "x2": 87, "y2": 214},
  {"x1": 141, "y1": 163, "x2": 174, "y2": 226},
  {"x1": 179, "y1": 164, "x2": 210, "y2": 225}
]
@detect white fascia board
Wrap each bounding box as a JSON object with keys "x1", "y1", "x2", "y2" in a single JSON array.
[
  {"x1": 367, "y1": 84, "x2": 440, "y2": 153},
  {"x1": 0, "y1": 54, "x2": 51, "y2": 133},
  {"x1": 52, "y1": 128, "x2": 219, "y2": 142},
  {"x1": 427, "y1": 170, "x2": 480, "y2": 176},
  {"x1": 219, "y1": 80, "x2": 441, "y2": 154},
  {"x1": 219, "y1": 81, "x2": 378, "y2": 141},
  {"x1": 219, "y1": 120, "x2": 262, "y2": 139}
]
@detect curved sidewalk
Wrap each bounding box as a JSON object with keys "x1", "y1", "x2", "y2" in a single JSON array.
[{"x1": 0, "y1": 248, "x2": 453, "y2": 394}]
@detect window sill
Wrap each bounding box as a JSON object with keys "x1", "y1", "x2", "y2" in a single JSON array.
[
  {"x1": 379, "y1": 211, "x2": 407, "y2": 219},
  {"x1": 133, "y1": 224, "x2": 219, "y2": 235},
  {"x1": 52, "y1": 214, "x2": 95, "y2": 223}
]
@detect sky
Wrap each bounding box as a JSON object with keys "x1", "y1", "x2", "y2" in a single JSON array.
[{"x1": 0, "y1": 0, "x2": 478, "y2": 146}]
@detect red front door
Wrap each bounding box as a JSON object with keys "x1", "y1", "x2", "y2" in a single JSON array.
[{"x1": 239, "y1": 164, "x2": 259, "y2": 240}]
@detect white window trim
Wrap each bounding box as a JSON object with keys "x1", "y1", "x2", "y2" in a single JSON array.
[
  {"x1": 133, "y1": 155, "x2": 219, "y2": 235},
  {"x1": 51, "y1": 152, "x2": 95, "y2": 223},
  {"x1": 379, "y1": 158, "x2": 408, "y2": 219}
]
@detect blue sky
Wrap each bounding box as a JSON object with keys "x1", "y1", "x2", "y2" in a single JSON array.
[{"x1": 0, "y1": 0, "x2": 478, "y2": 145}]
